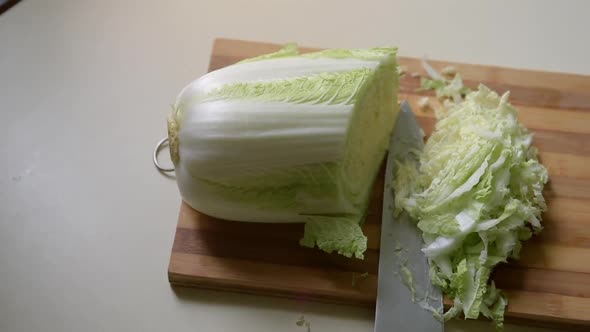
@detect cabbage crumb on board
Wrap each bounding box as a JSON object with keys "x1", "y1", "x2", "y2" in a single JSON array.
[{"x1": 393, "y1": 65, "x2": 548, "y2": 329}]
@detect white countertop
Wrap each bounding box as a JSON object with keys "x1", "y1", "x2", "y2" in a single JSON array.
[{"x1": 1, "y1": 1, "x2": 588, "y2": 331}]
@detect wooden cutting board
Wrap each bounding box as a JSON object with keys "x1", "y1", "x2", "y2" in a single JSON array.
[{"x1": 168, "y1": 38, "x2": 590, "y2": 330}]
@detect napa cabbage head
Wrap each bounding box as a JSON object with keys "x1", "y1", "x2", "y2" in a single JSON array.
[{"x1": 169, "y1": 44, "x2": 399, "y2": 258}]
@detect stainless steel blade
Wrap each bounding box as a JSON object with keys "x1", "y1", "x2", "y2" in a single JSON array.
[{"x1": 375, "y1": 101, "x2": 443, "y2": 332}]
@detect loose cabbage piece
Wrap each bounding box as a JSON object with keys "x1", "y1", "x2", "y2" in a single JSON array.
[
  {"x1": 169, "y1": 44, "x2": 399, "y2": 258},
  {"x1": 394, "y1": 83, "x2": 548, "y2": 329}
]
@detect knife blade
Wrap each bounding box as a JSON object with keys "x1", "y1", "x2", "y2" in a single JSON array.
[{"x1": 374, "y1": 101, "x2": 443, "y2": 332}]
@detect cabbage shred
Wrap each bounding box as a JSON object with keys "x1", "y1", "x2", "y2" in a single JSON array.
[{"x1": 394, "y1": 75, "x2": 548, "y2": 329}]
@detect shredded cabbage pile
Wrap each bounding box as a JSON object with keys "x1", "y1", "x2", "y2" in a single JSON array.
[{"x1": 394, "y1": 78, "x2": 548, "y2": 329}]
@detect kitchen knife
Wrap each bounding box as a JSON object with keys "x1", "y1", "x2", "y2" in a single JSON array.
[{"x1": 374, "y1": 101, "x2": 444, "y2": 332}]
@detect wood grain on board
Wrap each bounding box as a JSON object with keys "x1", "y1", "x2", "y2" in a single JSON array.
[{"x1": 169, "y1": 38, "x2": 590, "y2": 329}]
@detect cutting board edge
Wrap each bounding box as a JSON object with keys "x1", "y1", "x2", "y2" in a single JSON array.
[
  {"x1": 167, "y1": 38, "x2": 590, "y2": 331},
  {"x1": 169, "y1": 267, "x2": 590, "y2": 330}
]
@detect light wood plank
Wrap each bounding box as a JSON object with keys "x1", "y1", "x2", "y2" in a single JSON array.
[
  {"x1": 169, "y1": 252, "x2": 377, "y2": 305},
  {"x1": 540, "y1": 152, "x2": 590, "y2": 180},
  {"x1": 493, "y1": 266, "x2": 590, "y2": 298},
  {"x1": 504, "y1": 291, "x2": 590, "y2": 325},
  {"x1": 396, "y1": 56, "x2": 590, "y2": 95},
  {"x1": 544, "y1": 176, "x2": 590, "y2": 200},
  {"x1": 518, "y1": 244, "x2": 590, "y2": 274},
  {"x1": 401, "y1": 93, "x2": 590, "y2": 135}
]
